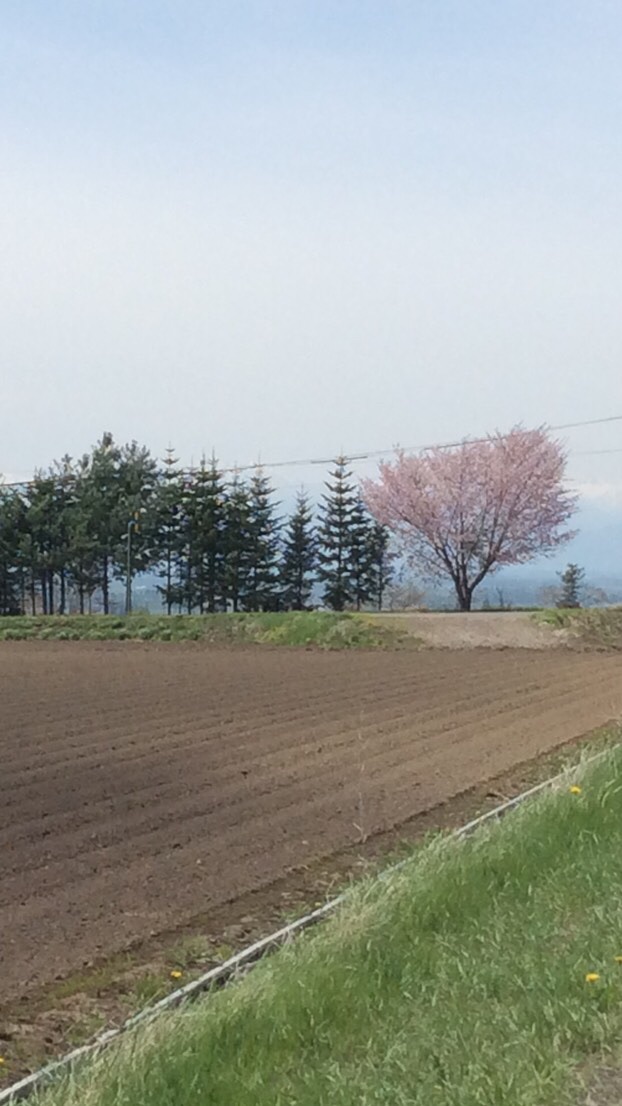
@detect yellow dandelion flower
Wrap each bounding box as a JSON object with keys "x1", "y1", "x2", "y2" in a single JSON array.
[
  {"x1": 615, "y1": 956, "x2": 622, "y2": 964},
  {"x1": 569, "y1": 785, "x2": 582, "y2": 795},
  {"x1": 170, "y1": 970, "x2": 183, "y2": 980},
  {"x1": 585, "y1": 972, "x2": 600, "y2": 983},
  {"x1": 0, "y1": 1057, "x2": 5, "y2": 1065}
]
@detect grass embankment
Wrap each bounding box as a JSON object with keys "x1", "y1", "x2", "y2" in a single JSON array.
[
  {"x1": 34, "y1": 742, "x2": 622, "y2": 1106},
  {"x1": 535, "y1": 607, "x2": 622, "y2": 649},
  {"x1": 0, "y1": 611, "x2": 416, "y2": 649}
]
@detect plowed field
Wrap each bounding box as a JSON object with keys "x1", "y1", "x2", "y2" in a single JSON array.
[{"x1": 2, "y1": 642, "x2": 622, "y2": 1000}]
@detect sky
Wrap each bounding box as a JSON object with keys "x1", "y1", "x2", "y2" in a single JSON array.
[{"x1": 1, "y1": 0, "x2": 622, "y2": 550}]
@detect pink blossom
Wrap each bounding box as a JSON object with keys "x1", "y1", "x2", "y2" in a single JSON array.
[{"x1": 363, "y1": 427, "x2": 577, "y2": 610}]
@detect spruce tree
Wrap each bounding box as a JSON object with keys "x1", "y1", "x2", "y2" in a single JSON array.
[
  {"x1": 349, "y1": 495, "x2": 376, "y2": 611},
  {"x1": 281, "y1": 491, "x2": 317, "y2": 610},
  {"x1": 67, "y1": 455, "x2": 101, "y2": 614},
  {"x1": 557, "y1": 563, "x2": 585, "y2": 608},
  {"x1": 0, "y1": 437, "x2": 158, "y2": 617},
  {"x1": 48, "y1": 456, "x2": 78, "y2": 615},
  {"x1": 81, "y1": 433, "x2": 121, "y2": 613},
  {"x1": 0, "y1": 486, "x2": 25, "y2": 614},
  {"x1": 245, "y1": 468, "x2": 281, "y2": 611},
  {"x1": 154, "y1": 448, "x2": 185, "y2": 614},
  {"x1": 317, "y1": 457, "x2": 357, "y2": 611},
  {"x1": 178, "y1": 473, "x2": 196, "y2": 614},
  {"x1": 76, "y1": 434, "x2": 158, "y2": 613},
  {"x1": 190, "y1": 455, "x2": 227, "y2": 613},
  {"x1": 24, "y1": 470, "x2": 58, "y2": 613},
  {"x1": 112, "y1": 440, "x2": 159, "y2": 594},
  {"x1": 21, "y1": 462, "x2": 79, "y2": 615},
  {"x1": 223, "y1": 473, "x2": 252, "y2": 612},
  {"x1": 367, "y1": 522, "x2": 395, "y2": 611}
]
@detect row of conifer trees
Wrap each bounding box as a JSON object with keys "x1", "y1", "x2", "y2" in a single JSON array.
[{"x1": 0, "y1": 433, "x2": 394, "y2": 616}]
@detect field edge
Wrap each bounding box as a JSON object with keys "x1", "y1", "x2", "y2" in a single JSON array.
[
  {"x1": 28, "y1": 731, "x2": 622, "y2": 1106},
  {"x1": 2, "y1": 721, "x2": 620, "y2": 1092}
]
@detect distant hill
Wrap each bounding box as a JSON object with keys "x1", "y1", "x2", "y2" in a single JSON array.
[{"x1": 119, "y1": 493, "x2": 622, "y2": 614}]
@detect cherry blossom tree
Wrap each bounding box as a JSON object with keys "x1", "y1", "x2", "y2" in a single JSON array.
[{"x1": 363, "y1": 427, "x2": 577, "y2": 611}]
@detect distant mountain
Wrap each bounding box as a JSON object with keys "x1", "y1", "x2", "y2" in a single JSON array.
[
  {"x1": 554, "y1": 501, "x2": 621, "y2": 579},
  {"x1": 402, "y1": 499, "x2": 622, "y2": 610},
  {"x1": 123, "y1": 492, "x2": 622, "y2": 613}
]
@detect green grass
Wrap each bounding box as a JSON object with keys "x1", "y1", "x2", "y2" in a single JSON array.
[
  {"x1": 534, "y1": 607, "x2": 622, "y2": 649},
  {"x1": 0, "y1": 612, "x2": 416, "y2": 649},
  {"x1": 32, "y1": 738, "x2": 622, "y2": 1106}
]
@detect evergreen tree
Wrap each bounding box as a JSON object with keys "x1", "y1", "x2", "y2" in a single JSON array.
[
  {"x1": 280, "y1": 491, "x2": 317, "y2": 610},
  {"x1": 78, "y1": 433, "x2": 122, "y2": 613},
  {"x1": 366, "y1": 522, "x2": 395, "y2": 611},
  {"x1": 1, "y1": 436, "x2": 157, "y2": 617},
  {"x1": 154, "y1": 448, "x2": 185, "y2": 614},
  {"x1": 112, "y1": 439, "x2": 159, "y2": 594},
  {"x1": 18, "y1": 456, "x2": 79, "y2": 616},
  {"x1": 223, "y1": 473, "x2": 252, "y2": 612},
  {"x1": 186, "y1": 455, "x2": 227, "y2": 613},
  {"x1": 557, "y1": 563, "x2": 585, "y2": 608},
  {"x1": 66, "y1": 455, "x2": 101, "y2": 614},
  {"x1": 349, "y1": 495, "x2": 376, "y2": 610},
  {"x1": 0, "y1": 485, "x2": 25, "y2": 614},
  {"x1": 177, "y1": 473, "x2": 196, "y2": 614},
  {"x1": 48, "y1": 456, "x2": 78, "y2": 615},
  {"x1": 23, "y1": 471, "x2": 58, "y2": 613},
  {"x1": 20, "y1": 462, "x2": 80, "y2": 615},
  {"x1": 77, "y1": 434, "x2": 158, "y2": 613},
  {"x1": 245, "y1": 468, "x2": 281, "y2": 611},
  {"x1": 317, "y1": 457, "x2": 357, "y2": 611}
]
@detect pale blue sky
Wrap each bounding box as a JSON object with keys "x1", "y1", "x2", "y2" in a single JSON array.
[{"x1": 1, "y1": 1, "x2": 621, "y2": 517}]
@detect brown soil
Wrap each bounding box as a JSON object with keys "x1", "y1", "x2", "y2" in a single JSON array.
[{"x1": 1, "y1": 642, "x2": 622, "y2": 1080}]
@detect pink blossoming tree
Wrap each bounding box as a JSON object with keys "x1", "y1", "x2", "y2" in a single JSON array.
[{"x1": 363, "y1": 427, "x2": 577, "y2": 611}]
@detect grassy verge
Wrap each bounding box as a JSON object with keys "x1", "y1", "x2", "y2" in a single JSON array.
[
  {"x1": 33, "y1": 742, "x2": 622, "y2": 1106},
  {"x1": 0, "y1": 611, "x2": 417, "y2": 649},
  {"x1": 534, "y1": 607, "x2": 622, "y2": 649}
]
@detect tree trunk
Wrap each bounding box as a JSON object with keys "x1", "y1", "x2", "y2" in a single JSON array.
[
  {"x1": 102, "y1": 554, "x2": 109, "y2": 615},
  {"x1": 59, "y1": 568, "x2": 66, "y2": 615},
  {"x1": 454, "y1": 575, "x2": 473, "y2": 611},
  {"x1": 40, "y1": 573, "x2": 48, "y2": 614},
  {"x1": 186, "y1": 544, "x2": 192, "y2": 614},
  {"x1": 166, "y1": 551, "x2": 172, "y2": 616},
  {"x1": 455, "y1": 589, "x2": 472, "y2": 611},
  {"x1": 447, "y1": 566, "x2": 471, "y2": 610}
]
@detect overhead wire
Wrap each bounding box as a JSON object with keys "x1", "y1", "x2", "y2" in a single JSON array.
[
  {"x1": 213, "y1": 413, "x2": 622, "y2": 475},
  {"x1": 1, "y1": 413, "x2": 621, "y2": 489}
]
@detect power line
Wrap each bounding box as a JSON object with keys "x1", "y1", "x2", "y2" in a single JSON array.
[
  {"x1": 2, "y1": 413, "x2": 621, "y2": 489},
  {"x1": 214, "y1": 413, "x2": 622, "y2": 474},
  {"x1": 544, "y1": 415, "x2": 622, "y2": 431},
  {"x1": 214, "y1": 413, "x2": 622, "y2": 475}
]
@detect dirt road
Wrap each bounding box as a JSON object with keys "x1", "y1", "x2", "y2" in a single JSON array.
[
  {"x1": 2, "y1": 642, "x2": 621, "y2": 1000},
  {"x1": 373, "y1": 611, "x2": 560, "y2": 648}
]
